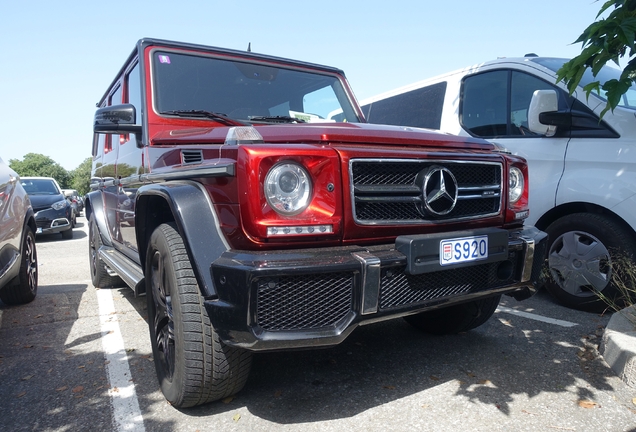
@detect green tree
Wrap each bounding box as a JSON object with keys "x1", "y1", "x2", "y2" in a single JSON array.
[
  {"x1": 69, "y1": 157, "x2": 92, "y2": 196},
  {"x1": 557, "y1": 0, "x2": 636, "y2": 118},
  {"x1": 9, "y1": 153, "x2": 70, "y2": 188}
]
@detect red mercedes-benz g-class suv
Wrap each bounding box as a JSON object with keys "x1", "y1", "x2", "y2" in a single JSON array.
[{"x1": 87, "y1": 38, "x2": 547, "y2": 408}]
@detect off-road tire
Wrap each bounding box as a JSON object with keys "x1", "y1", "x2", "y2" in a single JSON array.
[
  {"x1": 146, "y1": 223, "x2": 252, "y2": 408},
  {"x1": 544, "y1": 213, "x2": 636, "y2": 312},
  {"x1": 404, "y1": 295, "x2": 501, "y2": 335},
  {"x1": 88, "y1": 213, "x2": 121, "y2": 288},
  {"x1": 0, "y1": 226, "x2": 38, "y2": 305}
]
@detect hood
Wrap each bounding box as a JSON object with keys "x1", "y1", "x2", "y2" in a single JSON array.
[
  {"x1": 151, "y1": 122, "x2": 496, "y2": 151},
  {"x1": 29, "y1": 193, "x2": 65, "y2": 211}
]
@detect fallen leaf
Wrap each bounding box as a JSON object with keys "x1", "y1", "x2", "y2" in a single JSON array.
[
  {"x1": 466, "y1": 372, "x2": 476, "y2": 378},
  {"x1": 430, "y1": 375, "x2": 440, "y2": 381},
  {"x1": 17, "y1": 392, "x2": 26, "y2": 398},
  {"x1": 78, "y1": 365, "x2": 86, "y2": 369},
  {"x1": 34, "y1": 314, "x2": 43, "y2": 319},
  {"x1": 274, "y1": 390, "x2": 283, "y2": 398},
  {"x1": 21, "y1": 375, "x2": 33, "y2": 381},
  {"x1": 578, "y1": 400, "x2": 598, "y2": 409},
  {"x1": 222, "y1": 396, "x2": 234, "y2": 404},
  {"x1": 72, "y1": 386, "x2": 84, "y2": 393},
  {"x1": 56, "y1": 386, "x2": 68, "y2": 392},
  {"x1": 111, "y1": 387, "x2": 119, "y2": 393},
  {"x1": 233, "y1": 413, "x2": 241, "y2": 422},
  {"x1": 23, "y1": 345, "x2": 34, "y2": 349},
  {"x1": 478, "y1": 379, "x2": 492, "y2": 385},
  {"x1": 383, "y1": 385, "x2": 396, "y2": 390}
]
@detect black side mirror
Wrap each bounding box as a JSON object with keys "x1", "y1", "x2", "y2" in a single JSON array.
[{"x1": 94, "y1": 104, "x2": 142, "y2": 135}]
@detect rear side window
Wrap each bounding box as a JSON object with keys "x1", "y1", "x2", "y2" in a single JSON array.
[{"x1": 362, "y1": 82, "x2": 447, "y2": 129}]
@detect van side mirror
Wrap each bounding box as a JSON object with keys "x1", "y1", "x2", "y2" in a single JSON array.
[
  {"x1": 94, "y1": 104, "x2": 142, "y2": 135},
  {"x1": 527, "y1": 90, "x2": 558, "y2": 137}
]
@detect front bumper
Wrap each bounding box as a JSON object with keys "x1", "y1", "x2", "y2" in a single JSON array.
[
  {"x1": 206, "y1": 226, "x2": 547, "y2": 351},
  {"x1": 34, "y1": 208, "x2": 71, "y2": 235}
]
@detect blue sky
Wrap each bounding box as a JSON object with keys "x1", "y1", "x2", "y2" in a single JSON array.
[{"x1": 1, "y1": 0, "x2": 609, "y2": 170}]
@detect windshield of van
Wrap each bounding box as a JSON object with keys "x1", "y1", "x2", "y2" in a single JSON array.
[
  {"x1": 530, "y1": 57, "x2": 636, "y2": 109},
  {"x1": 151, "y1": 50, "x2": 360, "y2": 123}
]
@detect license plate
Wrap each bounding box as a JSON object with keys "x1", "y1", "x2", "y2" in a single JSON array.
[
  {"x1": 440, "y1": 235, "x2": 488, "y2": 266},
  {"x1": 36, "y1": 227, "x2": 42, "y2": 234}
]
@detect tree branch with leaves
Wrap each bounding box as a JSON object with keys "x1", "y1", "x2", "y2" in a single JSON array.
[{"x1": 557, "y1": 0, "x2": 636, "y2": 118}]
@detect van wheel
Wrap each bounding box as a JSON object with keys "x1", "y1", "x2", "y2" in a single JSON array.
[
  {"x1": 146, "y1": 223, "x2": 252, "y2": 408},
  {"x1": 544, "y1": 213, "x2": 636, "y2": 312},
  {"x1": 88, "y1": 214, "x2": 121, "y2": 288},
  {"x1": 404, "y1": 295, "x2": 501, "y2": 335},
  {"x1": 0, "y1": 227, "x2": 38, "y2": 305}
]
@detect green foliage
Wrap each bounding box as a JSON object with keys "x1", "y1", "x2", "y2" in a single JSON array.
[
  {"x1": 9, "y1": 153, "x2": 71, "y2": 188},
  {"x1": 69, "y1": 157, "x2": 92, "y2": 196},
  {"x1": 557, "y1": 0, "x2": 636, "y2": 118}
]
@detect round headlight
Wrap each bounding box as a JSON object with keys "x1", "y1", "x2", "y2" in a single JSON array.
[
  {"x1": 265, "y1": 163, "x2": 312, "y2": 216},
  {"x1": 509, "y1": 166, "x2": 524, "y2": 204}
]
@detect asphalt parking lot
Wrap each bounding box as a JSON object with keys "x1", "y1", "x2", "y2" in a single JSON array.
[{"x1": 1, "y1": 216, "x2": 636, "y2": 432}]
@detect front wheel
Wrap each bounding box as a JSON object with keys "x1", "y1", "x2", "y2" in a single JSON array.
[
  {"x1": 404, "y1": 295, "x2": 501, "y2": 335},
  {"x1": 544, "y1": 213, "x2": 636, "y2": 312},
  {"x1": 0, "y1": 227, "x2": 38, "y2": 305},
  {"x1": 146, "y1": 223, "x2": 252, "y2": 408}
]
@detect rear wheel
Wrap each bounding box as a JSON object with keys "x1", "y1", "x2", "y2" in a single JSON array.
[
  {"x1": 88, "y1": 213, "x2": 121, "y2": 287},
  {"x1": 544, "y1": 213, "x2": 636, "y2": 312},
  {"x1": 146, "y1": 223, "x2": 252, "y2": 408},
  {"x1": 0, "y1": 227, "x2": 38, "y2": 305},
  {"x1": 404, "y1": 295, "x2": 501, "y2": 335}
]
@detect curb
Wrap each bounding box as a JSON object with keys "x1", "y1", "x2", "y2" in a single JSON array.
[{"x1": 600, "y1": 305, "x2": 636, "y2": 388}]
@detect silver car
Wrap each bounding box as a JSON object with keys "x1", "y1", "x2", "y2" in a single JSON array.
[{"x1": 0, "y1": 157, "x2": 38, "y2": 304}]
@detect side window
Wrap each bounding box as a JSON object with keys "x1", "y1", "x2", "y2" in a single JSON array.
[
  {"x1": 124, "y1": 63, "x2": 141, "y2": 146},
  {"x1": 510, "y1": 71, "x2": 563, "y2": 136},
  {"x1": 462, "y1": 70, "x2": 568, "y2": 138},
  {"x1": 363, "y1": 82, "x2": 447, "y2": 129},
  {"x1": 461, "y1": 71, "x2": 508, "y2": 137},
  {"x1": 106, "y1": 85, "x2": 123, "y2": 152}
]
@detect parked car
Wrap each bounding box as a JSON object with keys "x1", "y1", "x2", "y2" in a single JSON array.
[
  {"x1": 0, "y1": 158, "x2": 38, "y2": 304},
  {"x1": 86, "y1": 38, "x2": 547, "y2": 407},
  {"x1": 21, "y1": 177, "x2": 74, "y2": 239},
  {"x1": 360, "y1": 55, "x2": 636, "y2": 312},
  {"x1": 62, "y1": 189, "x2": 84, "y2": 214}
]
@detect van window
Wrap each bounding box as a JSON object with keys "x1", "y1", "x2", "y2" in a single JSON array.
[
  {"x1": 461, "y1": 70, "x2": 568, "y2": 138},
  {"x1": 362, "y1": 82, "x2": 447, "y2": 129}
]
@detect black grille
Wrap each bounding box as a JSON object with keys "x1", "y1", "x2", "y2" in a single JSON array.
[
  {"x1": 379, "y1": 260, "x2": 514, "y2": 310},
  {"x1": 351, "y1": 160, "x2": 501, "y2": 223},
  {"x1": 256, "y1": 273, "x2": 353, "y2": 331}
]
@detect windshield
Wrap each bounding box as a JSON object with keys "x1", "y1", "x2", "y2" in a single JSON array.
[
  {"x1": 530, "y1": 57, "x2": 636, "y2": 109},
  {"x1": 151, "y1": 50, "x2": 360, "y2": 123},
  {"x1": 21, "y1": 179, "x2": 60, "y2": 195}
]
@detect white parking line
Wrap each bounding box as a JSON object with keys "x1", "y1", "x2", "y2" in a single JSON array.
[
  {"x1": 97, "y1": 288, "x2": 146, "y2": 432},
  {"x1": 496, "y1": 306, "x2": 579, "y2": 328}
]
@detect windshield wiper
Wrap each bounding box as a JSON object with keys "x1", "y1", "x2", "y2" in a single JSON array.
[
  {"x1": 160, "y1": 110, "x2": 247, "y2": 126},
  {"x1": 248, "y1": 115, "x2": 306, "y2": 124}
]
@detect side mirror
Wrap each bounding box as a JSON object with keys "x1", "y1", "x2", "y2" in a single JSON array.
[
  {"x1": 527, "y1": 90, "x2": 558, "y2": 137},
  {"x1": 94, "y1": 104, "x2": 142, "y2": 134}
]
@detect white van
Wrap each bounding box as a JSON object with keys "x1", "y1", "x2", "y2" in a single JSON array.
[{"x1": 360, "y1": 56, "x2": 636, "y2": 311}]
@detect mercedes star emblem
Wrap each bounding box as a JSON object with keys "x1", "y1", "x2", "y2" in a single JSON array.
[{"x1": 423, "y1": 166, "x2": 458, "y2": 216}]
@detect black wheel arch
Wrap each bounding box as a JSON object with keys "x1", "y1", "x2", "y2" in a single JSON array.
[
  {"x1": 84, "y1": 190, "x2": 114, "y2": 247},
  {"x1": 135, "y1": 180, "x2": 230, "y2": 298}
]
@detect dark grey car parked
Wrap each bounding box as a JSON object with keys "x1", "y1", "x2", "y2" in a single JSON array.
[
  {"x1": 21, "y1": 177, "x2": 73, "y2": 239},
  {"x1": 0, "y1": 158, "x2": 38, "y2": 304}
]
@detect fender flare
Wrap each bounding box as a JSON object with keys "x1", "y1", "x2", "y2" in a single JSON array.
[
  {"x1": 84, "y1": 190, "x2": 113, "y2": 247},
  {"x1": 135, "y1": 180, "x2": 230, "y2": 298}
]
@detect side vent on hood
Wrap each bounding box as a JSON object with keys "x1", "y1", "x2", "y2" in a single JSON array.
[{"x1": 181, "y1": 149, "x2": 203, "y2": 165}]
